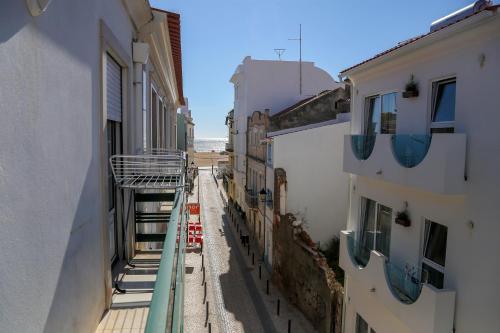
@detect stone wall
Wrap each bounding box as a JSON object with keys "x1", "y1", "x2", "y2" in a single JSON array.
[
  {"x1": 270, "y1": 87, "x2": 350, "y2": 132},
  {"x1": 272, "y1": 213, "x2": 344, "y2": 333}
]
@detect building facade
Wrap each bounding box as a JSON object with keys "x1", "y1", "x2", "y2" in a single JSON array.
[
  {"x1": 339, "y1": 3, "x2": 500, "y2": 333},
  {"x1": 224, "y1": 109, "x2": 236, "y2": 200},
  {"x1": 268, "y1": 88, "x2": 351, "y2": 245},
  {"x1": 246, "y1": 110, "x2": 270, "y2": 255},
  {"x1": 178, "y1": 98, "x2": 195, "y2": 165},
  {"x1": 229, "y1": 56, "x2": 342, "y2": 217},
  {"x1": 0, "y1": 1, "x2": 184, "y2": 332}
]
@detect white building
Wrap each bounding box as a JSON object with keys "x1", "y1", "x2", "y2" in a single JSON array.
[
  {"x1": 179, "y1": 98, "x2": 195, "y2": 165},
  {"x1": 229, "y1": 56, "x2": 342, "y2": 215},
  {"x1": 0, "y1": 1, "x2": 184, "y2": 332},
  {"x1": 269, "y1": 116, "x2": 351, "y2": 246},
  {"x1": 339, "y1": 2, "x2": 500, "y2": 333}
]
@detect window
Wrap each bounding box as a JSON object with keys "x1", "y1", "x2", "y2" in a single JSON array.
[
  {"x1": 421, "y1": 220, "x2": 447, "y2": 289},
  {"x1": 364, "y1": 92, "x2": 397, "y2": 135},
  {"x1": 431, "y1": 78, "x2": 456, "y2": 133},
  {"x1": 356, "y1": 314, "x2": 376, "y2": 333},
  {"x1": 356, "y1": 198, "x2": 392, "y2": 265},
  {"x1": 267, "y1": 142, "x2": 273, "y2": 166}
]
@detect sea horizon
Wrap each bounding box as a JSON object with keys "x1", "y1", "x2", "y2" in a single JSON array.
[{"x1": 194, "y1": 137, "x2": 228, "y2": 152}]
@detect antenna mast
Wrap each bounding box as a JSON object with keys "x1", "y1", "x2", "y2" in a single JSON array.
[
  {"x1": 273, "y1": 48, "x2": 286, "y2": 61},
  {"x1": 289, "y1": 24, "x2": 302, "y2": 95}
]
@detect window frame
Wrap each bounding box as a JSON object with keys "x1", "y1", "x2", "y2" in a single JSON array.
[
  {"x1": 420, "y1": 219, "x2": 447, "y2": 288},
  {"x1": 429, "y1": 77, "x2": 456, "y2": 132},
  {"x1": 358, "y1": 197, "x2": 393, "y2": 258},
  {"x1": 362, "y1": 91, "x2": 398, "y2": 135}
]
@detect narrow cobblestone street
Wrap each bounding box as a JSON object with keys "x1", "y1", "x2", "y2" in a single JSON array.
[{"x1": 183, "y1": 169, "x2": 315, "y2": 333}]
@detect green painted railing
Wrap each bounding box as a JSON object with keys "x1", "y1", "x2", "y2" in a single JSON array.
[{"x1": 144, "y1": 190, "x2": 186, "y2": 333}]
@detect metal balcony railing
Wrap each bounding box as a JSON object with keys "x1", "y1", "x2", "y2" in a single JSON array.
[
  {"x1": 245, "y1": 189, "x2": 258, "y2": 208},
  {"x1": 144, "y1": 190, "x2": 187, "y2": 333}
]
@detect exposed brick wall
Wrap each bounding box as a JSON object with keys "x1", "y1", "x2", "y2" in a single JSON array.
[{"x1": 272, "y1": 213, "x2": 344, "y2": 333}]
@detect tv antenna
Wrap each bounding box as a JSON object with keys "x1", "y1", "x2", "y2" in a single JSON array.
[
  {"x1": 274, "y1": 48, "x2": 286, "y2": 61},
  {"x1": 289, "y1": 24, "x2": 303, "y2": 95}
]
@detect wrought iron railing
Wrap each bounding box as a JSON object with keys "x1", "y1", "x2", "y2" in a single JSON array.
[
  {"x1": 245, "y1": 189, "x2": 258, "y2": 208},
  {"x1": 144, "y1": 190, "x2": 186, "y2": 333},
  {"x1": 391, "y1": 134, "x2": 432, "y2": 168}
]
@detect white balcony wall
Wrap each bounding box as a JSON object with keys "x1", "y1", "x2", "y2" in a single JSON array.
[
  {"x1": 340, "y1": 232, "x2": 455, "y2": 333},
  {"x1": 343, "y1": 134, "x2": 466, "y2": 194}
]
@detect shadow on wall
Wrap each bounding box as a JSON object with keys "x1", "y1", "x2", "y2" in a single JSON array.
[
  {"x1": 0, "y1": 1, "x2": 30, "y2": 44},
  {"x1": 1, "y1": 0, "x2": 100, "y2": 67}
]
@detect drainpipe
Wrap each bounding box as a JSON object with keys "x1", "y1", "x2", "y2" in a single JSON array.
[{"x1": 133, "y1": 42, "x2": 149, "y2": 152}]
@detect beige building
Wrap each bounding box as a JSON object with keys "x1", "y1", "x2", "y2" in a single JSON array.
[
  {"x1": 224, "y1": 109, "x2": 236, "y2": 201},
  {"x1": 246, "y1": 110, "x2": 270, "y2": 255}
]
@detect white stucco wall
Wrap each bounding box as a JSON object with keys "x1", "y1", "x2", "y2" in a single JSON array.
[
  {"x1": 272, "y1": 120, "x2": 350, "y2": 245},
  {"x1": 0, "y1": 1, "x2": 135, "y2": 332},
  {"x1": 342, "y1": 11, "x2": 500, "y2": 333},
  {"x1": 230, "y1": 56, "x2": 341, "y2": 211}
]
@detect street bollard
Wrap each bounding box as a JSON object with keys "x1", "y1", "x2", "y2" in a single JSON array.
[
  {"x1": 202, "y1": 266, "x2": 205, "y2": 285},
  {"x1": 204, "y1": 281, "x2": 207, "y2": 304},
  {"x1": 288, "y1": 319, "x2": 291, "y2": 333},
  {"x1": 202, "y1": 254, "x2": 204, "y2": 270},
  {"x1": 208, "y1": 323, "x2": 211, "y2": 333},
  {"x1": 206, "y1": 301, "x2": 209, "y2": 325},
  {"x1": 266, "y1": 280, "x2": 269, "y2": 295},
  {"x1": 277, "y1": 299, "x2": 280, "y2": 316},
  {"x1": 259, "y1": 265, "x2": 262, "y2": 279}
]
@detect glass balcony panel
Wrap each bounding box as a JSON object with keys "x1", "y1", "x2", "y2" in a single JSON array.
[
  {"x1": 351, "y1": 135, "x2": 376, "y2": 160},
  {"x1": 346, "y1": 233, "x2": 372, "y2": 267},
  {"x1": 391, "y1": 135, "x2": 431, "y2": 168},
  {"x1": 386, "y1": 262, "x2": 423, "y2": 304}
]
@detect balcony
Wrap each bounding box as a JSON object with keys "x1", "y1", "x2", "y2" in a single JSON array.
[
  {"x1": 245, "y1": 189, "x2": 258, "y2": 209},
  {"x1": 340, "y1": 231, "x2": 455, "y2": 333},
  {"x1": 343, "y1": 134, "x2": 466, "y2": 194},
  {"x1": 225, "y1": 142, "x2": 234, "y2": 152}
]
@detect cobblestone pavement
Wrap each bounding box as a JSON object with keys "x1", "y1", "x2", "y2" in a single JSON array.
[{"x1": 183, "y1": 169, "x2": 315, "y2": 333}]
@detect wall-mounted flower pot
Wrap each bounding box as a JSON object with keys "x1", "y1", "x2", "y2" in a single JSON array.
[
  {"x1": 402, "y1": 90, "x2": 419, "y2": 98},
  {"x1": 395, "y1": 217, "x2": 411, "y2": 227}
]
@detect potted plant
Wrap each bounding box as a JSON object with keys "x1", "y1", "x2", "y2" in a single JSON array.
[
  {"x1": 402, "y1": 74, "x2": 419, "y2": 98},
  {"x1": 395, "y1": 210, "x2": 411, "y2": 227}
]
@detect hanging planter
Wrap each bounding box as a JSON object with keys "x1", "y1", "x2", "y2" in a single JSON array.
[
  {"x1": 395, "y1": 210, "x2": 411, "y2": 227},
  {"x1": 402, "y1": 74, "x2": 419, "y2": 98}
]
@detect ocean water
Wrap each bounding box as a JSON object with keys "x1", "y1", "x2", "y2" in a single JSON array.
[{"x1": 194, "y1": 138, "x2": 228, "y2": 152}]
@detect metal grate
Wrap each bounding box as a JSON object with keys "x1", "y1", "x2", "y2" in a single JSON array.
[{"x1": 110, "y1": 151, "x2": 185, "y2": 189}]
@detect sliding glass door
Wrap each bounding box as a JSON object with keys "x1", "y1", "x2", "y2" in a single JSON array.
[
  {"x1": 356, "y1": 198, "x2": 392, "y2": 265},
  {"x1": 364, "y1": 92, "x2": 397, "y2": 135}
]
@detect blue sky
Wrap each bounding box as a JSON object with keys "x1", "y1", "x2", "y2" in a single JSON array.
[{"x1": 150, "y1": 0, "x2": 474, "y2": 138}]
